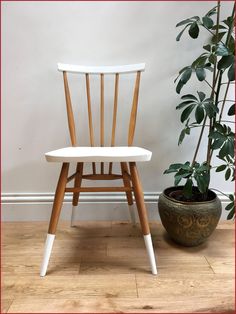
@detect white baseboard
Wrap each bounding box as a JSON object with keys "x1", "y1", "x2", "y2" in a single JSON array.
[{"x1": 1, "y1": 192, "x2": 230, "y2": 221}]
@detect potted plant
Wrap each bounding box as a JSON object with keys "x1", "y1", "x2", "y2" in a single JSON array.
[{"x1": 158, "y1": 1, "x2": 235, "y2": 246}]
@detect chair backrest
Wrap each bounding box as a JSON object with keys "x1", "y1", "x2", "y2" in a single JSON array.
[{"x1": 58, "y1": 62, "x2": 145, "y2": 148}]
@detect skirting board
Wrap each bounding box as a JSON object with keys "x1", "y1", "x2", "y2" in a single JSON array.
[{"x1": 1, "y1": 192, "x2": 230, "y2": 221}]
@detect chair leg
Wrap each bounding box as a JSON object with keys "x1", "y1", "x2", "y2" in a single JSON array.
[
  {"x1": 71, "y1": 163, "x2": 83, "y2": 227},
  {"x1": 120, "y1": 162, "x2": 135, "y2": 225},
  {"x1": 129, "y1": 162, "x2": 157, "y2": 275},
  {"x1": 40, "y1": 162, "x2": 69, "y2": 277}
]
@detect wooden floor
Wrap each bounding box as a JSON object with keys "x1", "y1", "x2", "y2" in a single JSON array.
[{"x1": 2, "y1": 220, "x2": 235, "y2": 313}]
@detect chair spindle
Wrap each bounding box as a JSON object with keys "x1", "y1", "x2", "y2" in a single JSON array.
[
  {"x1": 128, "y1": 71, "x2": 141, "y2": 146},
  {"x1": 109, "y1": 73, "x2": 119, "y2": 174},
  {"x1": 63, "y1": 72, "x2": 77, "y2": 146},
  {"x1": 85, "y1": 73, "x2": 96, "y2": 174},
  {"x1": 100, "y1": 74, "x2": 105, "y2": 174}
]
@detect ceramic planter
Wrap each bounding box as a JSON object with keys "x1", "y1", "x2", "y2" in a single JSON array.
[{"x1": 158, "y1": 186, "x2": 222, "y2": 246}]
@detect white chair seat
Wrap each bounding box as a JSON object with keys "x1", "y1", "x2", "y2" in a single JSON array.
[{"x1": 45, "y1": 146, "x2": 152, "y2": 163}]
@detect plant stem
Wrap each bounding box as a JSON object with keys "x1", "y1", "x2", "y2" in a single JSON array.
[
  {"x1": 202, "y1": 25, "x2": 225, "y2": 45},
  {"x1": 220, "y1": 120, "x2": 235, "y2": 124},
  {"x1": 219, "y1": 81, "x2": 230, "y2": 122},
  {"x1": 208, "y1": 3, "x2": 235, "y2": 162},
  {"x1": 204, "y1": 79, "x2": 217, "y2": 93},
  {"x1": 217, "y1": 100, "x2": 235, "y2": 103},
  {"x1": 191, "y1": 115, "x2": 208, "y2": 167},
  {"x1": 205, "y1": 1, "x2": 221, "y2": 166},
  {"x1": 210, "y1": 188, "x2": 231, "y2": 199}
]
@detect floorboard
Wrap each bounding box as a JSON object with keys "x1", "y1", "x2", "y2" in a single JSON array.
[{"x1": 2, "y1": 220, "x2": 235, "y2": 313}]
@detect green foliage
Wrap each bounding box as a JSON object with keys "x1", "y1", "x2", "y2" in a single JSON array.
[
  {"x1": 164, "y1": 162, "x2": 210, "y2": 196},
  {"x1": 165, "y1": 2, "x2": 235, "y2": 219}
]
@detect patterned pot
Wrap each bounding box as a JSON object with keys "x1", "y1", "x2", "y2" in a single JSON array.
[{"x1": 158, "y1": 186, "x2": 222, "y2": 246}]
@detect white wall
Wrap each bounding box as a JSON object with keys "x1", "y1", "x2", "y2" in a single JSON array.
[{"x1": 2, "y1": 1, "x2": 234, "y2": 220}]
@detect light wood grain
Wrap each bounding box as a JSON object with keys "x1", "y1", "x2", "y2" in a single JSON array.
[
  {"x1": 130, "y1": 162, "x2": 150, "y2": 235},
  {"x1": 72, "y1": 163, "x2": 83, "y2": 206},
  {"x1": 109, "y1": 73, "x2": 119, "y2": 174},
  {"x1": 205, "y1": 256, "x2": 235, "y2": 274},
  {"x1": 85, "y1": 73, "x2": 96, "y2": 174},
  {"x1": 48, "y1": 163, "x2": 69, "y2": 234},
  {"x1": 2, "y1": 221, "x2": 234, "y2": 313},
  {"x1": 7, "y1": 296, "x2": 234, "y2": 313},
  {"x1": 65, "y1": 186, "x2": 132, "y2": 193},
  {"x1": 128, "y1": 71, "x2": 141, "y2": 146},
  {"x1": 121, "y1": 162, "x2": 133, "y2": 205},
  {"x1": 5, "y1": 274, "x2": 137, "y2": 299},
  {"x1": 63, "y1": 72, "x2": 77, "y2": 146},
  {"x1": 136, "y1": 273, "x2": 234, "y2": 299},
  {"x1": 1, "y1": 299, "x2": 13, "y2": 313}
]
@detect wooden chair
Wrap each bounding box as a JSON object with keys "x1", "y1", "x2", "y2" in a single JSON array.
[{"x1": 40, "y1": 63, "x2": 157, "y2": 276}]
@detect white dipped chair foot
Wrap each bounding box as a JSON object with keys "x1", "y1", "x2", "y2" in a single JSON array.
[
  {"x1": 71, "y1": 205, "x2": 78, "y2": 227},
  {"x1": 40, "y1": 234, "x2": 55, "y2": 277},
  {"x1": 128, "y1": 204, "x2": 136, "y2": 226},
  {"x1": 144, "y1": 234, "x2": 157, "y2": 275}
]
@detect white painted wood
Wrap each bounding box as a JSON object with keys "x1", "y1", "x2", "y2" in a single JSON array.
[
  {"x1": 45, "y1": 146, "x2": 152, "y2": 163},
  {"x1": 144, "y1": 234, "x2": 158, "y2": 275},
  {"x1": 128, "y1": 204, "x2": 136, "y2": 226},
  {"x1": 71, "y1": 205, "x2": 78, "y2": 227},
  {"x1": 40, "y1": 234, "x2": 55, "y2": 277},
  {"x1": 57, "y1": 63, "x2": 145, "y2": 74}
]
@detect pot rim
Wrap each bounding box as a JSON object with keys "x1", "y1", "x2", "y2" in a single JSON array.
[{"x1": 162, "y1": 186, "x2": 218, "y2": 205}]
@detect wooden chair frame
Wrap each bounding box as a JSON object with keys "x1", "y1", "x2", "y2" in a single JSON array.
[{"x1": 40, "y1": 63, "x2": 157, "y2": 277}]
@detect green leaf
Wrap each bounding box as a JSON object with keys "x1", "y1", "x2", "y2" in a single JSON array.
[
  {"x1": 216, "y1": 165, "x2": 227, "y2": 172},
  {"x1": 203, "y1": 44, "x2": 211, "y2": 52},
  {"x1": 209, "y1": 54, "x2": 217, "y2": 64},
  {"x1": 178, "y1": 129, "x2": 186, "y2": 146},
  {"x1": 211, "y1": 32, "x2": 226, "y2": 44},
  {"x1": 176, "y1": 80, "x2": 184, "y2": 94},
  {"x1": 218, "y1": 55, "x2": 234, "y2": 70},
  {"x1": 225, "y1": 168, "x2": 231, "y2": 180},
  {"x1": 228, "y1": 63, "x2": 235, "y2": 81},
  {"x1": 196, "y1": 68, "x2": 206, "y2": 81},
  {"x1": 195, "y1": 106, "x2": 204, "y2": 123},
  {"x1": 197, "y1": 91, "x2": 206, "y2": 102},
  {"x1": 211, "y1": 138, "x2": 224, "y2": 150},
  {"x1": 227, "y1": 208, "x2": 235, "y2": 220},
  {"x1": 205, "y1": 102, "x2": 218, "y2": 118},
  {"x1": 206, "y1": 6, "x2": 217, "y2": 17},
  {"x1": 181, "y1": 94, "x2": 198, "y2": 101},
  {"x1": 225, "y1": 202, "x2": 234, "y2": 211},
  {"x1": 176, "y1": 100, "x2": 195, "y2": 110},
  {"x1": 228, "y1": 36, "x2": 235, "y2": 54},
  {"x1": 215, "y1": 43, "x2": 229, "y2": 56},
  {"x1": 183, "y1": 179, "x2": 193, "y2": 198},
  {"x1": 176, "y1": 19, "x2": 194, "y2": 27},
  {"x1": 209, "y1": 130, "x2": 225, "y2": 140},
  {"x1": 164, "y1": 163, "x2": 183, "y2": 174},
  {"x1": 195, "y1": 175, "x2": 207, "y2": 193},
  {"x1": 188, "y1": 22, "x2": 199, "y2": 39},
  {"x1": 202, "y1": 16, "x2": 213, "y2": 29},
  {"x1": 192, "y1": 55, "x2": 207, "y2": 68},
  {"x1": 223, "y1": 16, "x2": 234, "y2": 28},
  {"x1": 228, "y1": 104, "x2": 235, "y2": 116},
  {"x1": 169, "y1": 163, "x2": 183, "y2": 170},
  {"x1": 229, "y1": 194, "x2": 234, "y2": 202},
  {"x1": 176, "y1": 24, "x2": 191, "y2": 41},
  {"x1": 181, "y1": 104, "x2": 195, "y2": 123},
  {"x1": 181, "y1": 68, "x2": 192, "y2": 84},
  {"x1": 211, "y1": 25, "x2": 227, "y2": 30},
  {"x1": 174, "y1": 175, "x2": 182, "y2": 186},
  {"x1": 219, "y1": 140, "x2": 234, "y2": 159},
  {"x1": 214, "y1": 123, "x2": 225, "y2": 133}
]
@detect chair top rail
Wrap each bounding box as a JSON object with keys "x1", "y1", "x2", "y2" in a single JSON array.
[{"x1": 57, "y1": 63, "x2": 145, "y2": 74}]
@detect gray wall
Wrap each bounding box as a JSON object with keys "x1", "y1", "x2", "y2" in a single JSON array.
[{"x1": 2, "y1": 1, "x2": 234, "y2": 220}]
